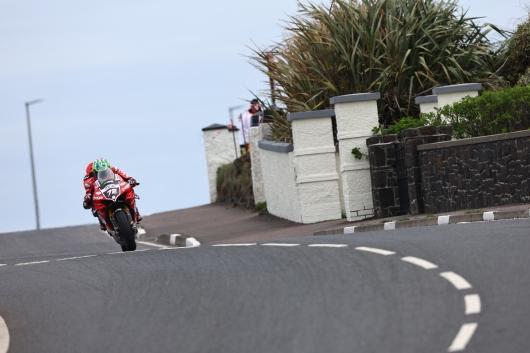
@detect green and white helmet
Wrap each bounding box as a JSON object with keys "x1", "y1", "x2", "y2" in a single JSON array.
[{"x1": 93, "y1": 158, "x2": 111, "y2": 173}]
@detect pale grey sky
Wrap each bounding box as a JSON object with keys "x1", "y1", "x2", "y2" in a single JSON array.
[{"x1": 0, "y1": 0, "x2": 527, "y2": 233}]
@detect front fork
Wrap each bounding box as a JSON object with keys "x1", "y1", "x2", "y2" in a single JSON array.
[{"x1": 108, "y1": 208, "x2": 138, "y2": 235}]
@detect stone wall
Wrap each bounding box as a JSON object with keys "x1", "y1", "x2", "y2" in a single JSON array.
[
  {"x1": 367, "y1": 126, "x2": 452, "y2": 218},
  {"x1": 419, "y1": 130, "x2": 530, "y2": 213}
]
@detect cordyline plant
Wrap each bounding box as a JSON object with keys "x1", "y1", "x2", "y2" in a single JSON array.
[{"x1": 252, "y1": 0, "x2": 506, "y2": 142}]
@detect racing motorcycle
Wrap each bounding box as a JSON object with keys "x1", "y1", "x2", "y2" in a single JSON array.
[{"x1": 92, "y1": 169, "x2": 139, "y2": 252}]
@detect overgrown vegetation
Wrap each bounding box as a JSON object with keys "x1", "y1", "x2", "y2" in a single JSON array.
[
  {"x1": 216, "y1": 154, "x2": 254, "y2": 209},
  {"x1": 501, "y1": 13, "x2": 530, "y2": 85},
  {"x1": 253, "y1": 0, "x2": 506, "y2": 142}
]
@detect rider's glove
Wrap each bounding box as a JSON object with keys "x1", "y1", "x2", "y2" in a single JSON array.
[
  {"x1": 128, "y1": 178, "x2": 139, "y2": 187},
  {"x1": 82, "y1": 194, "x2": 92, "y2": 209}
]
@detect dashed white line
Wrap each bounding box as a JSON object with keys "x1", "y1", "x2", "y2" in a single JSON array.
[
  {"x1": 307, "y1": 244, "x2": 348, "y2": 248},
  {"x1": 401, "y1": 256, "x2": 438, "y2": 270},
  {"x1": 355, "y1": 246, "x2": 395, "y2": 256},
  {"x1": 448, "y1": 323, "x2": 478, "y2": 352},
  {"x1": 440, "y1": 272, "x2": 473, "y2": 290},
  {"x1": 212, "y1": 243, "x2": 257, "y2": 247},
  {"x1": 15, "y1": 260, "x2": 50, "y2": 266},
  {"x1": 0, "y1": 315, "x2": 9, "y2": 353},
  {"x1": 0, "y1": 264, "x2": 6, "y2": 268},
  {"x1": 56, "y1": 255, "x2": 97, "y2": 261},
  {"x1": 261, "y1": 243, "x2": 300, "y2": 247},
  {"x1": 464, "y1": 294, "x2": 481, "y2": 315}
]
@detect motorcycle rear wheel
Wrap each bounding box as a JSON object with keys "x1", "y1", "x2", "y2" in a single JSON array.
[{"x1": 115, "y1": 210, "x2": 136, "y2": 252}]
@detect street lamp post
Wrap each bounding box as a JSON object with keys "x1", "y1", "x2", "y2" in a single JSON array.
[
  {"x1": 25, "y1": 99, "x2": 43, "y2": 230},
  {"x1": 229, "y1": 105, "x2": 244, "y2": 158}
]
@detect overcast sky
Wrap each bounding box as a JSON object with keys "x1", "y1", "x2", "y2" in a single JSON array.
[{"x1": 0, "y1": 0, "x2": 528, "y2": 233}]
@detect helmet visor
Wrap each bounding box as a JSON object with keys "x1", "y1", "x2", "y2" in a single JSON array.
[{"x1": 97, "y1": 168, "x2": 115, "y2": 185}]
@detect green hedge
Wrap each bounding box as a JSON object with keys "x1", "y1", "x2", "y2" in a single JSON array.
[{"x1": 216, "y1": 153, "x2": 254, "y2": 209}]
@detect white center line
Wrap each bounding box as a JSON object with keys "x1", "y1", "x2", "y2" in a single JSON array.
[
  {"x1": 307, "y1": 244, "x2": 348, "y2": 248},
  {"x1": 212, "y1": 243, "x2": 257, "y2": 247},
  {"x1": 440, "y1": 272, "x2": 473, "y2": 290},
  {"x1": 448, "y1": 323, "x2": 478, "y2": 352},
  {"x1": 464, "y1": 294, "x2": 481, "y2": 315},
  {"x1": 0, "y1": 315, "x2": 9, "y2": 353},
  {"x1": 355, "y1": 246, "x2": 395, "y2": 255},
  {"x1": 56, "y1": 255, "x2": 97, "y2": 261},
  {"x1": 261, "y1": 243, "x2": 300, "y2": 247},
  {"x1": 401, "y1": 256, "x2": 438, "y2": 270},
  {"x1": 0, "y1": 264, "x2": 6, "y2": 268},
  {"x1": 15, "y1": 260, "x2": 50, "y2": 266}
]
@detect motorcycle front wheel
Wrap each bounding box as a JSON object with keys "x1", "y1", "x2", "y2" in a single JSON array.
[{"x1": 115, "y1": 210, "x2": 137, "y2": 252}]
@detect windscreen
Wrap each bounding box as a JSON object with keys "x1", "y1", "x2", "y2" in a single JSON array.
[{"x1": 97, "y1": 168, "x2": 115, "y2": 185}]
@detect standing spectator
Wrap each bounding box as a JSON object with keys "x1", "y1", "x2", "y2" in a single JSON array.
[{"x1": 239, "y1": 99, "x2": 262, "y2": 152}]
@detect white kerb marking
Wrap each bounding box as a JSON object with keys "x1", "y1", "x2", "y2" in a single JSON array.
[
  {"x1": 384, "y1": 221, "x2": 396, "y2": 230},
  {"x1": 56, "y1": 255, "x2": 97, "y2": 261},
  {"x1": 261, "y1": 243, "x2": 300, "y2": 247},
  {"x1": 464, "y1": 294, "x2": 481, "y2": 315},
  {"x1": 137, "y1": 240, "x2": 169, "y2": 249},
  {"x1": 212, "y1": 243, "x2": 257, "y2": 247},
  {"x1": 185, "y1": 237, "x2": 201, "y2": 248},
  {"x1": 401, "y1": 256, "x2": 438, "y2": 270},
  {"x1": 438, "y1": 215, "x2": 451, "y2": 225},
  {"x1": 15, "y1": 260, "x2": 50, "y2": 266},
  {"x1": 307, "y1": 244, "x2": 348, "y2": 248},
  {"x1": 440, "y1": 272, "x2": 473, "y2": 290},
  {"x1": 343, "y1": 226, "x2": 356, "y2": 234},
  {"x1": 355, "y1": 246, "x2": 395, "y2": 256},
  {"x1": 169, "y1": 234, "x2": 181, "y2": 246},
  {"x1": 448, "y1": 323, "x2": 478, "y2": 352},
  {"x1": 483, "y1": 211, "x2": 495, "y2": 221},
  {"x1": 0, "y1": 315, "x2": 9, "y2": 353}
]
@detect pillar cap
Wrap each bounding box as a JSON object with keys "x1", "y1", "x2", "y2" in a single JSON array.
[
  {"x1": 202, "y1": 123, "x2": 239, "y2": 132},
  {"x1": 287, "y1": 109, "x2": 334, "y2": 121},
  {"x1": 258, "y1": 140, "x2": 293, "y2": 153},
  {"x1": 330, "y1": 92, "x2": 380, "y2": 105},
  {"x1": 415, "y1": 95, "x2": 438, "y2": 104},
  {"x1": 432, "y1": 83, "x2": 483, "y2": 95}
]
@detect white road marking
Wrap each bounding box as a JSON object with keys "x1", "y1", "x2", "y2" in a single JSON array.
[
  {"x1": 133, "y1": 249, "x2": 152, "y2": 252},
  {"x1": 438, "y1": 215, "x2": 451, "y2": 225},
  {"x1": 343, "y1": 226, "x2": 356, "y2": 234},
  {"x1": 401, "y1": 256, "x2": 438, "y2": 270},
  {"x1": 384, "y1": 221, "x2": 396, "y2": 230},
  {"x1": 56, "y1": 255, "x2": 97, "y2": 261},
  {"x1": 107, "y1": 251, "x2": 126, "y2": 255},
  {"x1": 448, "y1": 323, "x2": 478, "y2": 352},
  {"x1": 483, "y1": 211, "x2": 495, "y2": 221},
  {"x1": 0, "y1": 315, "x2": 9, "y2": 353},
  {"x1": 261, "y1": 243, "x2": 300, "y2": 247},
  {"x1": 15, "y1": 260, "x2": 50, "y2": 266},
  {"x1": 440, "y1": 272, "x2": 473, "y2": 290},
  {"x1": 185, "y1": 237, "x2": 201, "y2": 248},
  {"x1": 355, "y1": 246, "x2": 395, "y2": 256},
  {"x1": 0, "y1": 264, "x2": 6, "y2": 268},
  {"x1": 212, "y1": 243, "x2": 257, "y2": 247},
  {"x1": 464, "y1": 294, "x2": 481, "y2": 315},
  {"x1": 137, "y1": 240, "x2": 170, "y2": 249},
  {"x1": 307, "y1": 244, "x2": 348, "y2": 248}
]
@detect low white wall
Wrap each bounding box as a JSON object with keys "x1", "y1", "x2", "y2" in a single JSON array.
[
  {"x1": 249, "y1": 126, "x2": 266, "y2": 204},
  {"x1": 259, "y1": 143, "x2": 302, "y2": 223}
]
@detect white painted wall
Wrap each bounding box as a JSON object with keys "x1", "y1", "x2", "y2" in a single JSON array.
[
  {"x1": 260, "y1": 149, "x2": 301, "y2": 222},
  {"x1": 334, "y1": 99, "x2": 379, "y2": 221},
  {"x1": 437, "y1": 91, "x2": 479, "y2": 108},
  {"x1": 249, "y1": 126, "x2": 266, "y2": 204},
  {"x1": 291, "y1": 117, "x2": 342, "y2": 223},
  {"x1": 419, "y1": 101, "x2": 438, "y2": 114},
  {"x1": 203, "y1": 128, "x2": 239, "y2": 203}
]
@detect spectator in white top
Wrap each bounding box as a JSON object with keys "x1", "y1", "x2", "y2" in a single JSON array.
[{"x1": 238, "y1": 99, "x2": 262, "y2": 152}]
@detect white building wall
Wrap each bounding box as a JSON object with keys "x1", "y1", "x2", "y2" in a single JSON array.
[
  {"x1": 249, "y1": 126, "x2": 266, "y2": 204},
  {"x1": 332, "y1": 94, "x2": 380, "y2": 221},
  {"x1": 202, "y1": 127, "x2": 239, "y2": 203},
  {"x1": 260, "y1": 148, "x2": 301, "y2": 222}
]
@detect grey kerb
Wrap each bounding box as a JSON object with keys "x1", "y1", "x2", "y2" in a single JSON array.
[
  {"x1": 288, "y1": 109, "x2": 335, "y2": 121},
  {"x1": 330, "y1": 92, "x2": 381, "y2": 105},
  {"x1": 432, "y1": 83, "x2": 483, "y2": 95},
  {"x1": 258, "y1": 140, "x2": 294, "y2": 153},
  {"x1": 418, "y1": 130, "x2": 530, "y2": 151}
]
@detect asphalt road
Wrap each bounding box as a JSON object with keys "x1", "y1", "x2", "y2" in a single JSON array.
[{"x1": 1, "y1": 219, "x2": 530, "y2": 352}]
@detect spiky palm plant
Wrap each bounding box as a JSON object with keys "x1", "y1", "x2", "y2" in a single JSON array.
[{"x1": 253, "y1": 0, "x2": 506, "y2": 142}]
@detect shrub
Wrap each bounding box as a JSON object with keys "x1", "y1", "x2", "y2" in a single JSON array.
[
  {"x1": 383, "y1": 116, "x2": 430, "y2": 134},
  {"x1": 425, "y1": 86, "x2": 530, "y2": 138},
  {"x1": 501, "y1": 13, "x2": 530, "y2": 85},
  {"x1": 216, "y1": 154, "x2": 255, "y2": 209}
]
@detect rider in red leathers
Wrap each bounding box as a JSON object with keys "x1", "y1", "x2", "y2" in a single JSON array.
[{"x1": 82, "y1": 159, "x2": 141, "y2": 231}]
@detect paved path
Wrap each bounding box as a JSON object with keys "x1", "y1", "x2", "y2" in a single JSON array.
[{"x1": 1, "y1": 219, "x2": 530, "y2": 352}]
